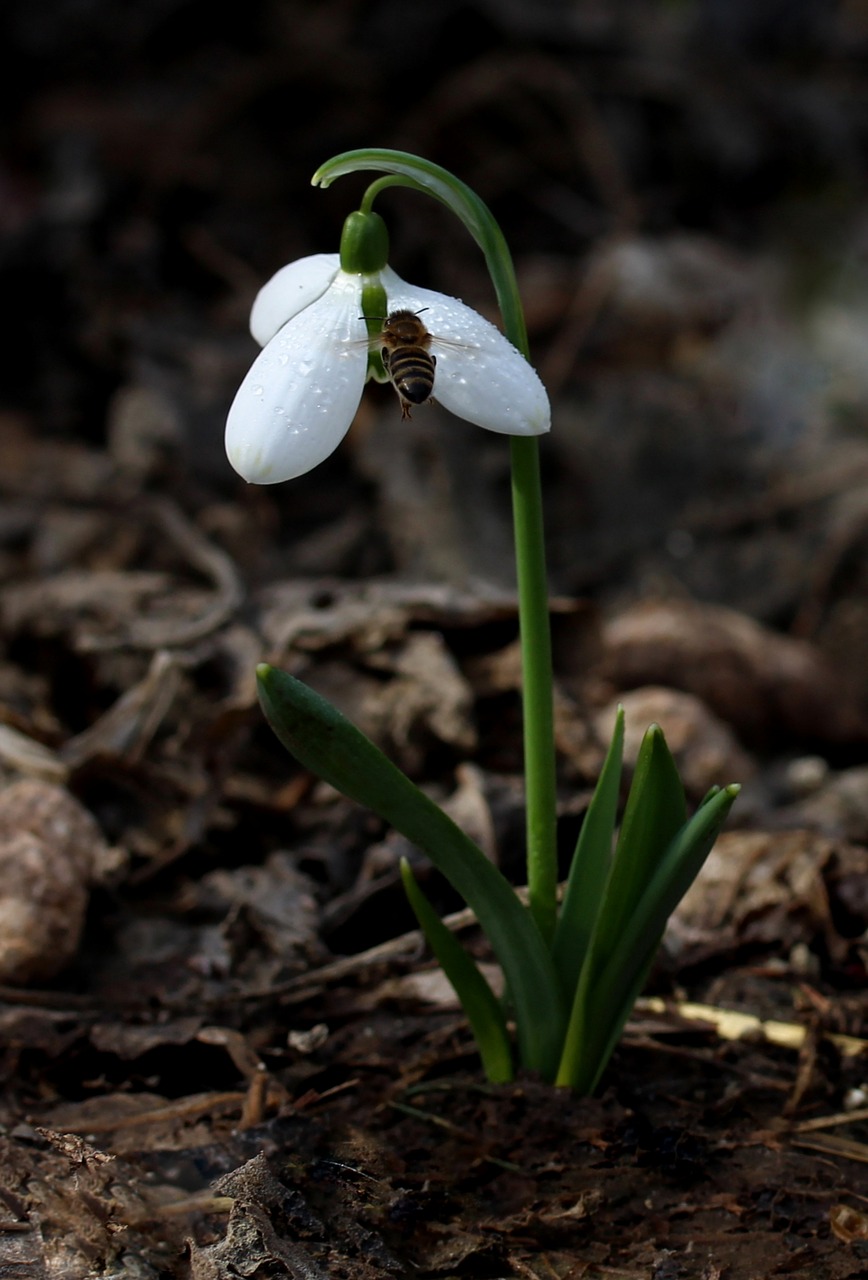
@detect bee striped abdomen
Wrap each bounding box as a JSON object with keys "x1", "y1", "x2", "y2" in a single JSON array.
[
  {"x1": 378, "y1": 309, "x2": 439, "y2": 420},
  {"x1": 382, "y1": 345, "x2": 436, "y2": 418}
]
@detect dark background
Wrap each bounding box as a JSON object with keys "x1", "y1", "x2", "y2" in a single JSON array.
[
  {"x1": 5, "y1": 0, "x2": 868, "y2": 620},
  {"x1": 2, "y1": 16, "x2": 868, "y2": 1276}
]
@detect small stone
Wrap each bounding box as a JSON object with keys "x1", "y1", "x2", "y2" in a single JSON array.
[{"x1": 0, "y1": 779, "x2": 107, "y2": 984}]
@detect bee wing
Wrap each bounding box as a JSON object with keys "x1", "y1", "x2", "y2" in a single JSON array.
[
  {"x1": 380, "y1": 271, "x2": 549, "y2": 434},
  {"x1": 428, "y1": 335, "x2": 480, "y2": 355},
  {"x1": 345, "y1": 333, "x2": 384, "y2": 351},
  {"x1": 345, "y1": 332, "x2": 477, "y2": 354}
]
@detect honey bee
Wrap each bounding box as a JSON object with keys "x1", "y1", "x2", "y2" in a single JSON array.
[
  {"x1": 356, "y1": 308, "x2": 477, "y2": 419},
  {"x1": 377, "y1": 309, "x2": 437, "y2": 420}
]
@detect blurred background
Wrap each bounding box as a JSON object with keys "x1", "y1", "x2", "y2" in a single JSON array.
[
  {"x1": 1, "y1": 0, "x2": 868, "y2": 1115},
  {"x1": 5, "y1": 0, "x2": 868, "y2": 624},
  {"x1": 4, "y1": 0, "x2": 868, "y2": 876}
]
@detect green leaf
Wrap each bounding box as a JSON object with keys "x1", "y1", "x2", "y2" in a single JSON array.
[
  {"x1": 558, "y1": 781, "x2": 739, "y2": 1091},
  {"x1": 605, "y1": 725, "x2": 688, "y2": 938},
  {"x1": 571, "y1": 933, "x2": 662, "y2": 1096},
  {"x1": 559, "y1": 727, "x2": 685, "y2": 1067},
  {"x1": 257, "y1": 664, "x2": 566, "y2": 1077},
  {"x1": 556, "y1": 727, "x2": 702, "y2": 1089},
  {"x1": 601, "y1": 783, "x2": 741, "y2": 1018},
  {"x1": 400, "y1": 860, "x2": 513, "y2": 1083},
  {"x1": 551, "y1": 707, "x2": 624, "y2": 1002}
]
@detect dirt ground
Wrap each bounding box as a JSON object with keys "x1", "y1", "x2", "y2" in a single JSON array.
[{"x1": 3, "y1": 2, "x2": 868, "y2": 1276}]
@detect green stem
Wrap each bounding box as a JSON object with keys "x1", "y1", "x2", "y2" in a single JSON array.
[
  {"x1": 314, "y1": 149, "x2": 558, "y2": 941},
  {"x1": 359, "y1": 175, "x2": 408, "y2": 214},
  {"x1": 510, "y1": 435, "x2": 557, "y2": 942}
]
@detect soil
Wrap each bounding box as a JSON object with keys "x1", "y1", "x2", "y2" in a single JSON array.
[{"x1": 3, "y1": 2, "x2": 868, "y2": 1277}]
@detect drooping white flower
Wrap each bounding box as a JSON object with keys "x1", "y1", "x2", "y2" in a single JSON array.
[{"x1": 226, "y1": 252, "x2": 550, "y2": 484}]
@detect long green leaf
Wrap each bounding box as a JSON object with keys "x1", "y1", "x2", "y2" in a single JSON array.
[
  {"x1": 257, "y1": 664, "x2": 566, "y2": 1076},
  {"x1": 569, "y1": 933, "x2": 662, "y2": 1095},
  {"x1": 561, "y1": 727, "x2": 685, "y2": 1050},
  {"x1": 551, "y1": 708, "x2": 624, "y2": 1002},
  {"x1": 577, "y1": 795, "x2": 737, "y2": 1093},
  {"x1": 556, "y1": 729, "x2": 710, "y2": 1089},
  {"x1": 598, "y1": 784, "x2": 741, "y2": 1022},
  {"x1": 605, "y1": 725, "x2": 687, "y2": 937},
  {"x1": 400, "y1": 860, "x2": 513, "y2": 1083},
  {"x1": 558, "y1": 782, "x2": 738, "y2": 1090}
]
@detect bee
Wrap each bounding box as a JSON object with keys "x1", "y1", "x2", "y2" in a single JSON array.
[
  {"x1": 356, "y1": 308, "x2": 477, "y2": 420},
  {"x1": 377, "y1": 309, "x2": 437, "y2": 420}
]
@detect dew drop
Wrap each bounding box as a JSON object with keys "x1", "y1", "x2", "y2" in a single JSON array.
[{"x1": 252, "y1": 385, "x2": 264, "y2": 397}]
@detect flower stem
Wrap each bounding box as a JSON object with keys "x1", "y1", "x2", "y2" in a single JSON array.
[
  {"x1": 359, "y1": 175, "x2": 408, "y2": 215},
  {"x1": 509, "y1": 434, "x2": 557, "y2": 942},
  {"x1": 315, "y1": 149, "x2": 559, "y2": 941}
]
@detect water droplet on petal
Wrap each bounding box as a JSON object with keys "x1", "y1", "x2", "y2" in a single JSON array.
[{"x1": 252, "y1": 385, "x2": 264, "y2": 397}]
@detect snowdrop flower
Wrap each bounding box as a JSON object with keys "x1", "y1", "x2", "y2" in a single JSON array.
[{"x1": 226, "y1": 222, "x2": 550, "y2": 484}]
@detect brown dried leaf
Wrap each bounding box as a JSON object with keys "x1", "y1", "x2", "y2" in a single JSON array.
[
  {"x1": 362, "y1": 630, "x2": 477, "y2": 760},
  {"x1": 0, "y1": 1129, "x2": 170, "y2": 1277},
  {"x1": 300, "y1": 639, "x2": 476, "y2": 777},
  {"x1": 602, "y1": 599, "x2": 868, "y2": 744},
  {"x1": 89, "y1": 1018, "x2": 205, "y2": 1060},
  {"x1": 788, "y1": 764, "x2": 868, "y2": 843},
  {"x1": 667, "y1": 830, "x2": 851, "y2": 966},
  {"x1": 191, "y1": 1154, "x2": 328, "y2": 1280},
  {"x1": 2, "y1": 569, "x2": 172, "y2": 647},
  {"x1": 198, "y1": 850, "x2": 322, "y2": 961},
  {"x1": 594, "y1": 686, "x2": 755, "y2": 796},
  {"x1": 61, "y1": 648, "x2": 182, "y2": 768},
  {"x1": 257, "y1": 577, "x2": 520, "y2": 657},
  {"x1": 0, "y1": 723, "x2": 68, "y2": 783}
]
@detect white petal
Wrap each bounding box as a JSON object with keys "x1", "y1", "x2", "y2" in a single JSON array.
[
  {"x1": 250, "y1": 253, "x2": 341, "y2": 347},
  {"x1": 226, "y1": 274, "x2": 367, "y2": 483},
  {"x1": 380, "y1": 268, "x2": 550, "y2": 436}
]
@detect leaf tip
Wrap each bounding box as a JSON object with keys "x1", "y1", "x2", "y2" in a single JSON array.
[{"x1": 256, "y1": 664, "x2": 285, "y2": 710}]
